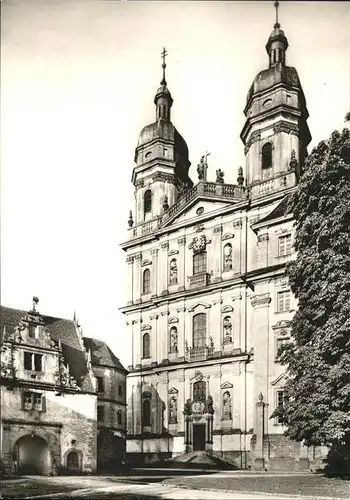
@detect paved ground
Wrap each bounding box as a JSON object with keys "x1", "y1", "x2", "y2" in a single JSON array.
[{"x1": 1, "y1": 469, "x2": 349, "y2": 500}]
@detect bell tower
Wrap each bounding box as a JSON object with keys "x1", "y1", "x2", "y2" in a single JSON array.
[
  {"x1": 240, "y1": 1, "x2": 311, "y2": 198},
  {"x1": 131, "y1": 48, "x2": 192, "y2": 227}
]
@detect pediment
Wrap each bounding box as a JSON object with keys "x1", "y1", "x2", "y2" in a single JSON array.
[
  {"x1": 168, "y1": 316, "x2": 179, "y2": 324},
  {"x1": 168, "y1": 387, "x2": 178, "y2": 394},
  {"x1": 221, "y1": 381, "x2": 233, "y2": 389},
  {"x1": 141, "y1": 259, "x2": 152, "y2": 267},
  {"x1": 271, "y1": 373, "x2": 287, "y2": 387},
  {"x1": 221, "y1": 305, "x2": 233, "y2": 313},
  {"x1": 141, "y1": 324, "x2": 151, "y2": 331},
  {"x1": 222, "y1": 233, "x2": 234, "y2": 241},
  {"x1": 161, "y1": 198, "x2": 234, "y2": 229},
  {"x1": 188, "y1": 302, "x2": 211, "y2": 312}
]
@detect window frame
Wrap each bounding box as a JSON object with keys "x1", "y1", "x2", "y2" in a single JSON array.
[
  {"x1": 277, "y1": 290, "x2": 291, "y2": 313},
  {"x1": 23, "y1": 352, "x2": 43, "y2": 372},
  {"x1": 261, "y1": 142, "x2": 273, "y2": 169},
  {"x1": 142, "y1": 332, "x2": 151, "y2": 359},
  {"x1": 97, "y1": 405, "x2": 105, "y2": 422},
  {"x1": 96, "y1": 376, "x2": 105, "y2": 394},
  {"x1": 142, "y1": 268, "x2": 151, "y2": 294},
  {"x1": 144, "y1": 189, "x2": 152, "y2": 215},
  {"x1": 278, "y1": 234, "x2": 292, "y2": 257},
  {"x1": 193, "y1": 251, "x2": 207, "y2": 275},
  {"x1": 22, "y1": 390, "x2": 43, "y2": 412},
  {"x1": 192, "y1": 313, "x2": 207, "y2": 348},
  {"x1": 275, "y1": 389, "x2": 286, "y2": 424}
]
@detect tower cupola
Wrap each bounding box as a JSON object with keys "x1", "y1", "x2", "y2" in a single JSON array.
[
  {"x1": 266, "y1": 2, "x2": 289, "y2": 67},
  {"x1": 154, "y1": 48, "x2": 173, "y2": 121}
]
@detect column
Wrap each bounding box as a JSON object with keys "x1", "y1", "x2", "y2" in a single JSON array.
[
  {"x1": 159, "y1": 310, "x2": 169, "y2": 362},
  {"x1": 176, "y1": 304, "x2": 186, "y2": 359},
  {"x1": 150, "y1": 249, "x2": 158, "y2": 299},
  {"x1": 126, "y1": 256, "x2": 134, "y2": 305},
  {"x1": 177, "y1": 236, "x2": 186, "y2": 291},
  {"x1": 133, "y1": 252, "x2": 142, "y2": 304}
]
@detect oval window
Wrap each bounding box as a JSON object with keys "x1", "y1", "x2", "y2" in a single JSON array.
[{"x1": 263, "y1": 98, "x2": 273, "y2": 108}]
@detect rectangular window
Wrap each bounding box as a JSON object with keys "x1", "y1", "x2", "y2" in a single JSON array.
[
  {"x1": 278, "y1": 234, "x2": 292, "y2": 257},
  {"x1": 24, "y1": 352, "x2": 32, "y2": 370},
  {"x1": 118, "y1": 385, "x2": 122, "y2": 397},
  {"x1": 193, "y1": 251, "x2": 207, "y2": 275},
  {"x1": 277, "y1": 290, "x2": 291, "y2": 312},
  {"x1": 96, "y1": 377, "x2": 105, "y2": 393},
  {"x1": 23, "y1": 352, "x2": 43, "y2": 371},
  {"x1": 276, "y1": 338, "x2": 290, "y2": 359},
  {"x1": 276, "y1": 390, "x2": 286, "y2": 424},
  {"x1": 97, "y1": 405, "x2": 105, "y2": 422},
  {"x1": 23, "y1": 391, "x2": 43, "y2": 411}
]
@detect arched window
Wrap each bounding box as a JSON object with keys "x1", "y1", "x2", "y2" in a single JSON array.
[
  {"x1": 169, "y1": 326, "x2": 178, "y2": 353},
  {"x1": 193, "y1": 251, "x2": 207, "y2": 275},
  {"x1": 223, "y1": 243, "x2": 233, "y2": 272},
  {"x1": 193, "y1": 380, "x2": 206, "y2": 402},
  {"x1": 169, "y1": 258, "x2": 178, "y2": 285},
  {"x1": 117, "y1": 410, "x2": 122, "y2": 426},
  {"x1": 262, "y1": 142, "x2": 273, "y2": 169},
  {"x1": 142, "y1": 268, "x2": 151, "y2": 294},
  {"x1": 193, "y1": 313, "x2": 206, "y2": 348},
  {"x1": 144, "y1": 190, "x2": 152, "y2": 214},
  {"x1": 142, "y1": 332, "x2": 150, "y2": 359},
  {"x1": 142, "y1": 399, "x2": 151, "y2": 427}
]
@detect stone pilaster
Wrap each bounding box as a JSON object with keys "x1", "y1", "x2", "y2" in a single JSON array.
[
  {"x1": 159, "y1": 242, "x2": 169, "y2": 296},
  {"x1": 177, "y1": 237, "x2": 186, "y2": 291},
  {"x1": 176, "y1": 305, "x2": 186, "y2": 359},
  {"x1": 212, "y1": 225, "x2": 222, "y2": 281},
  {"x1": 250, "y1": 292, "x2": 271, "y2": 406},
  {"x1": 159, "y1": 309, "x2": 169, "y2": 362},
  {"x1": 133, "y1": 252, "x2": 142, "y2": 304},
  {"x1": 126, "y1": 256, "x2": 134, "y2": 305},
  {"x1": 150, "y1": 249, "x2": 158, "y2": 299}
]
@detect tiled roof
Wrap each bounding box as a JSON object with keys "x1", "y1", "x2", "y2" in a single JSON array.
[
  {"x1": 0, "y1": 306, "x2": 95, "y2": 392},
  {"x1": 257, "y1": 195, "x2": 292, "y2": 224},
  {"x1": 83, "y1": 337, "x2": 127, "y2": 373}
]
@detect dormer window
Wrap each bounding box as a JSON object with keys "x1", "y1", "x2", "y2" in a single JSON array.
[
  {"x1": 144, "y1": 190, "x2": 152, "y2": 215},
  {"x1": 262, "y1": 142, "x2": 273, "y2": 169}
]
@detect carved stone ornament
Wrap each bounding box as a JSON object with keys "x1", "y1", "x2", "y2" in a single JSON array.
[
  {"x1": 232, "y1": 219, "x2": 243, "y2": 229},
  {"x1": 178, "y1": 237, "x2": 186, "y2": 245},
  {"x1": 250, "y1": 293, "x2": 271, "y2": 308},
  {"x1": 194, "y1": 370, "x2": 203, "y2": 381},
  {"x1": 257, "y1": 233, "x2": 269, "y2": 243},
  {"x1": 54, "y1": 353, "x2": 80, "y2": 391},
  {"x1": 214, "y1": 225, "x2": 222, "y2": 234},
  {"x1": 169, "y1": 387, "x2": 178, "y2": 394},
  {"x1": 273, "y1": 122, "x2": 299, "y2": 136},
  {"x1": 161, "y1": 242, "x2": 169, "y2": 250},
  {"x1": 189, "y1": 235, "x2": 209, "y2": 253},
  {"x1": 151, "y1": 172, "x2": 176, "y2": 184},
  {"x1": 0, "y1": 344, "x2": 14, "y2": 378},
  {"x1": 141, "y1": 324, "x2": 151, "y2": 331},
  {"x1": 196, "y1": 207, "x2": 204, "y2": 215},
  {"x1": 221, "y1": 305, "x2": 233, "y2": 313},
  {"x1": 168, "y1": 249, "x2": 179, "y2": 256},
  {"x1": 126, "y1": 256, "x2": 134, "y2": 264},
  {"x1": 194, "y1": 223, "x2": 205, "y2": 233}
]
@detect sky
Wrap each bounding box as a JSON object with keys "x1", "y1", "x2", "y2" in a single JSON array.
[{"x1": 1, "y1": 0, "x2": 349, "y2": 368}]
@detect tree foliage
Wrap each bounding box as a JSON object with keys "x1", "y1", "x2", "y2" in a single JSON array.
[{"x1": 272, "y1": 124, "x2": 350, "y2": 448}]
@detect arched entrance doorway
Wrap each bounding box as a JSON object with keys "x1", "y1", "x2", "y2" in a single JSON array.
[
  {"x1": 67, "y1": 451, "x2": 79, "y2": 472},
  {"x1": 13, "y1": 435, "x2": 50, "y2": 475}
]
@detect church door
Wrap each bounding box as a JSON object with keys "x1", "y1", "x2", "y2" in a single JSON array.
[{"x1": 193, "y1": 424, "x2": 206, "y2": 451}]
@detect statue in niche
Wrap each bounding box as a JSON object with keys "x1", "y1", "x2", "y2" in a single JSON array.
[
  {"x1": 183, "y1": 398, "x2": 192, "y2": 415},
  {"x1": 223, "y1": 316, "x2": 232, "y2": 344},
  {"x1": 216, "y1": 169, "x2": 225, "y2": 184},
  {"x1": 169, "y1": 396, "x2": 177, "y2": 423},
  {"x1": 223, "y1": 391, "x2": 232, "y2": 420},
  {"x1": 169, "y1": 326, "x2": 178, "y2": 353},
  {"x1": 223, "y1": 244, "x2": 233, "y2": 272},
  {"x1": 169, "y1": 259, "x2": 178, "y2": 285},
  {"x1": 205, "y1": 395, "x2": 214, "y2": 414}
]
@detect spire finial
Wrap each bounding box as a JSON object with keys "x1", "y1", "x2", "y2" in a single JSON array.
[
  {"x1": 161, "y1": 47, "x2": 168, "y2": 86},
  {"x1": 274, "y1": 1, "x2": 280, "y2": 28}
]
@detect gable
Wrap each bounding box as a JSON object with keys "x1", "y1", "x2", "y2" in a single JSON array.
[{"x1": 161, "y1": 199, "x2": 233, "y2": 229}]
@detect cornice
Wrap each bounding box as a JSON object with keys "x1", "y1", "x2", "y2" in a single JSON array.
[{"x1": 119, "y1": 264, "x2": 287, "y2": 314}]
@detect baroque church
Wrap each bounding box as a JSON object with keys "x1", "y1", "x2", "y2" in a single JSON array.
[{"x1": 121, "y1": 8, "x2": 328, "y2": 470}]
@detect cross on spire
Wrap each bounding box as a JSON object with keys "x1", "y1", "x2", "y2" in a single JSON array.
[
  {"x1": 161, "y1": 47, "x2": 168, "y2": 86},
  {"x1": 274, "y1": 1, "x2": 280, "y2": 28}
]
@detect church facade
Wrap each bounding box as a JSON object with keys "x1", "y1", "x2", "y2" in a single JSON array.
[{"x1": 121, "y1": 17, "x2": 328, "y2": 470}]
